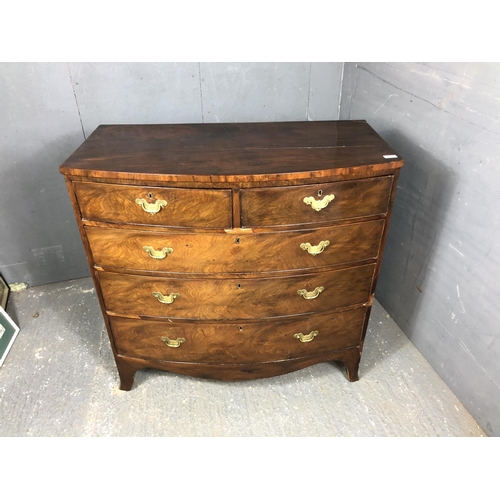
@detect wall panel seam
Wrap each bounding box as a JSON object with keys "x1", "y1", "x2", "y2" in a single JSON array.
[{"x1": 66, "y1": 62, "x2": 86, "y2": 140}]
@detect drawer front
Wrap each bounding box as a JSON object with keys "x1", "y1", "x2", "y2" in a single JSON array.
[
  {"x1": 74, "y1": 182, "x2": 232, "y2": 228},
  {"x1": 86, "y1": 220, "x2": 384, "y2": 273},
  {"x1": 110, "y1": 308, "x2": 367, "y2": 363},
  {"x1": 98, "y1": 264, "x2": 375, "y2": 320},
  {"x1": 241, "y1": 176, "x2": 393, "y2": 227}
]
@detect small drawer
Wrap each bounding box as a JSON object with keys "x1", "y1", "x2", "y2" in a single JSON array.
[
  {"x1": 109, "y1": 308, "x2": 367, "y2": 364},
  {"x1": 86, "y1": 220, "x2": 384, "y2": 274},
  {"x1": 98, "y1": 264, "x2": 375, "y2": 320},
  {"x1": 240, "y1": 176, "x2": 393, "y2": 227},
  {"x1": 73, "y1": 182, "x2": 232, "y2": 228}
]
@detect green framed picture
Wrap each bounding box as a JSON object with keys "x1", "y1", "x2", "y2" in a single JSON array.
[{"x1": 0, "y1": 307, "x2": 20, "y2": 367}]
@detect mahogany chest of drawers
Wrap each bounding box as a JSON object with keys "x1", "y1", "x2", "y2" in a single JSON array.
[{"x1": 59, "y1": 121, "x2": 403, "y2": 391}]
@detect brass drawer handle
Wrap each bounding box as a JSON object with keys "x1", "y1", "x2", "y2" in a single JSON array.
[
  {"x1": 135, "y1": 198, "x2": 168, "y2": 214},
  {"x1": 143, "y1": 246, "x2": 173, "y2": 259},
  {"x1": 297, "y1": 286, "x2": 324, "y2": 300},
  {"x1": 152, "y1": 291, "x2": 180, "y2": 304},
  {"x1": 160, "y1": 336, "x2": 185, "y2": 348},
  {"x1": 294, "y1": 331, "x2": 319, "y2": 343},
  {"x1": 300, "y1": 240, "x2": 330, "y2": 255},
  {"x1": 303, "y1": 194, "x2": 335, "y2": 211}
]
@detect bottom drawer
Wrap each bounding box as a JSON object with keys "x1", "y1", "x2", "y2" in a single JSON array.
[{"x1": 109, "y1": 308, "x2": 367, "y2": 364}]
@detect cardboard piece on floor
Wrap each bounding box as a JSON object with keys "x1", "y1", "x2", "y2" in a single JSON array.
[{"x1": 0, "y1": 275, "x2": 8, "y2": 310}]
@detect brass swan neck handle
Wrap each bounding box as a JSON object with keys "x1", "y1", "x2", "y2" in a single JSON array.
[
  {"x1": 303, "y1": 194, "x2": 335, "y2": 211},
  {"x1": 300, "y1": 240, "x2": 330, "y2": 256},
  {"x1": 135, "y1": 198, "x2": 168, "y2": 214}
]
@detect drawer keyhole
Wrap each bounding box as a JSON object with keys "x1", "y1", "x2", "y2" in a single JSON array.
[
  {"x1": 318, "y1": 189, "x2": 323, "y2": 197},
  {"x1": 235, "y1": 237, "x2": 240, "y2": 244},
  {"x1": 148, "y1": 192, "x2": 153, "y2": 200},
  {"x1": 237, "y1": 283, "x2": 242, "y2": 289},
  {"x1": 239, "y1": 326, "x2": 243, "y2": 332}
]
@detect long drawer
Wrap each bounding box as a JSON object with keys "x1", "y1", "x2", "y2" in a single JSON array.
[
  {"x1": 74, "y1": 182, "x2": 232, "y2": 228},
  {"x1": 240, "y1": 176, "x2": 393, "y2": 227},
  {"x1": 86, "y1": 220, "x2": 385, "y2": 274},
  {"x1": 110, "y1": 307, "x2": 367, "y2": 364},
  {"x1": 98, "y1": 264, "x2": 375, "y2": 320}
]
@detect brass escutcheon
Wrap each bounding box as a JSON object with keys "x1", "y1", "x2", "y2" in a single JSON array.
[
  {"x1": 297, "y1": 286, "x2": 325, "y2": 300},
  {"x1": 152, "y1": 291, "x2": 180, "y2": 304},
  {"x1": 143, "y1": 246, "x2": 173, "y2": 260},
  {"x1": 303, "y1": 194, "x2": 335, "y2": 211},
  {"x1": 294, "y1": 331, "x2": 319, "y2": 343},
  {"x1": 135, "y1": 198, "x2": 168, "y2": 214},
  {"x1": 300, "y1": 240, "x2": 330, "y2": 256}
]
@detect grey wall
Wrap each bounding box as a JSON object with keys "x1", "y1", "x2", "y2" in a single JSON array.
[
  {"x1": 340, "y1": 62, "x2": 500, "y2": 436},
  {"x1": 0, "y1": 62, "x2": 343, "y2": 286}
]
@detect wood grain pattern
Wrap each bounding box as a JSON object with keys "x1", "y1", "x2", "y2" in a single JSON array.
[
  {"x1": 65, "y1": 166, "x2": 401, "y2": 189},
  {"x1": 98, "y1": 264, "x2": 375, "y2": 320},
  {"x1": 59, "y1": 120, "x2": 403, "y2": 390},
  {"x1": 63, "y1": 178, "x2": 123, "y2": 359},
  {"x1": 241, "y1": 176, "x2": 393, "y2": 227},
  {"x1": 109, "y1": 307, "x2": 367, "y2": 364},
  {"x1": 59, "y1": 121, "x2": 403, "y2": 184},
  {"x1": 64, "y1": 121, "x2": 389, "y2": 155},
  {"x1": 113, "y1": 346, "x2": 362, "y2": 387},
  {"x1": 61, "y1": 148, "x2": 403, "y2": 185},
  {"x1": 86, "y1": 220, "x2": 384, "y2": 274},
  {"x1": 74, "y1": 182, "x2": 232, "y2": 228}
]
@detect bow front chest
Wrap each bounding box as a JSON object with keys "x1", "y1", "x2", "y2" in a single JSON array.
[{"x1": 59, "y1": 121, "x2": 403, "y2": 390}]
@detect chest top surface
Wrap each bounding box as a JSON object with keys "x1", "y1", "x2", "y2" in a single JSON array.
[{"x1": 59, "y1": 121, "x2": 403, "y2": 185}]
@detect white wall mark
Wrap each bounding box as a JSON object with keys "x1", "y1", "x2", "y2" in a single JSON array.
[
  {"x1": 374, "y1": 93, "x2": 398, "y2": 114},
  {"x1": 456, "y1": 284, "x2": 466, "y2": 313},
  {"x1": 449, "y1": 243, "x2": 465, "y2": 257}
]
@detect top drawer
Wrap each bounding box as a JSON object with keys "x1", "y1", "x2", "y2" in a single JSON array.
[
  {"x1": 73, "y1": 182, "x2": 232, "y2": 228},
  {"x1": 241, "y1": 176, "x2": 393, "y2": 227}
]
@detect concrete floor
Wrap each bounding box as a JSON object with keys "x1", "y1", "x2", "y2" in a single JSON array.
[{"x1": 0, "y1": 277, "x2": 485, "y2": 437}]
